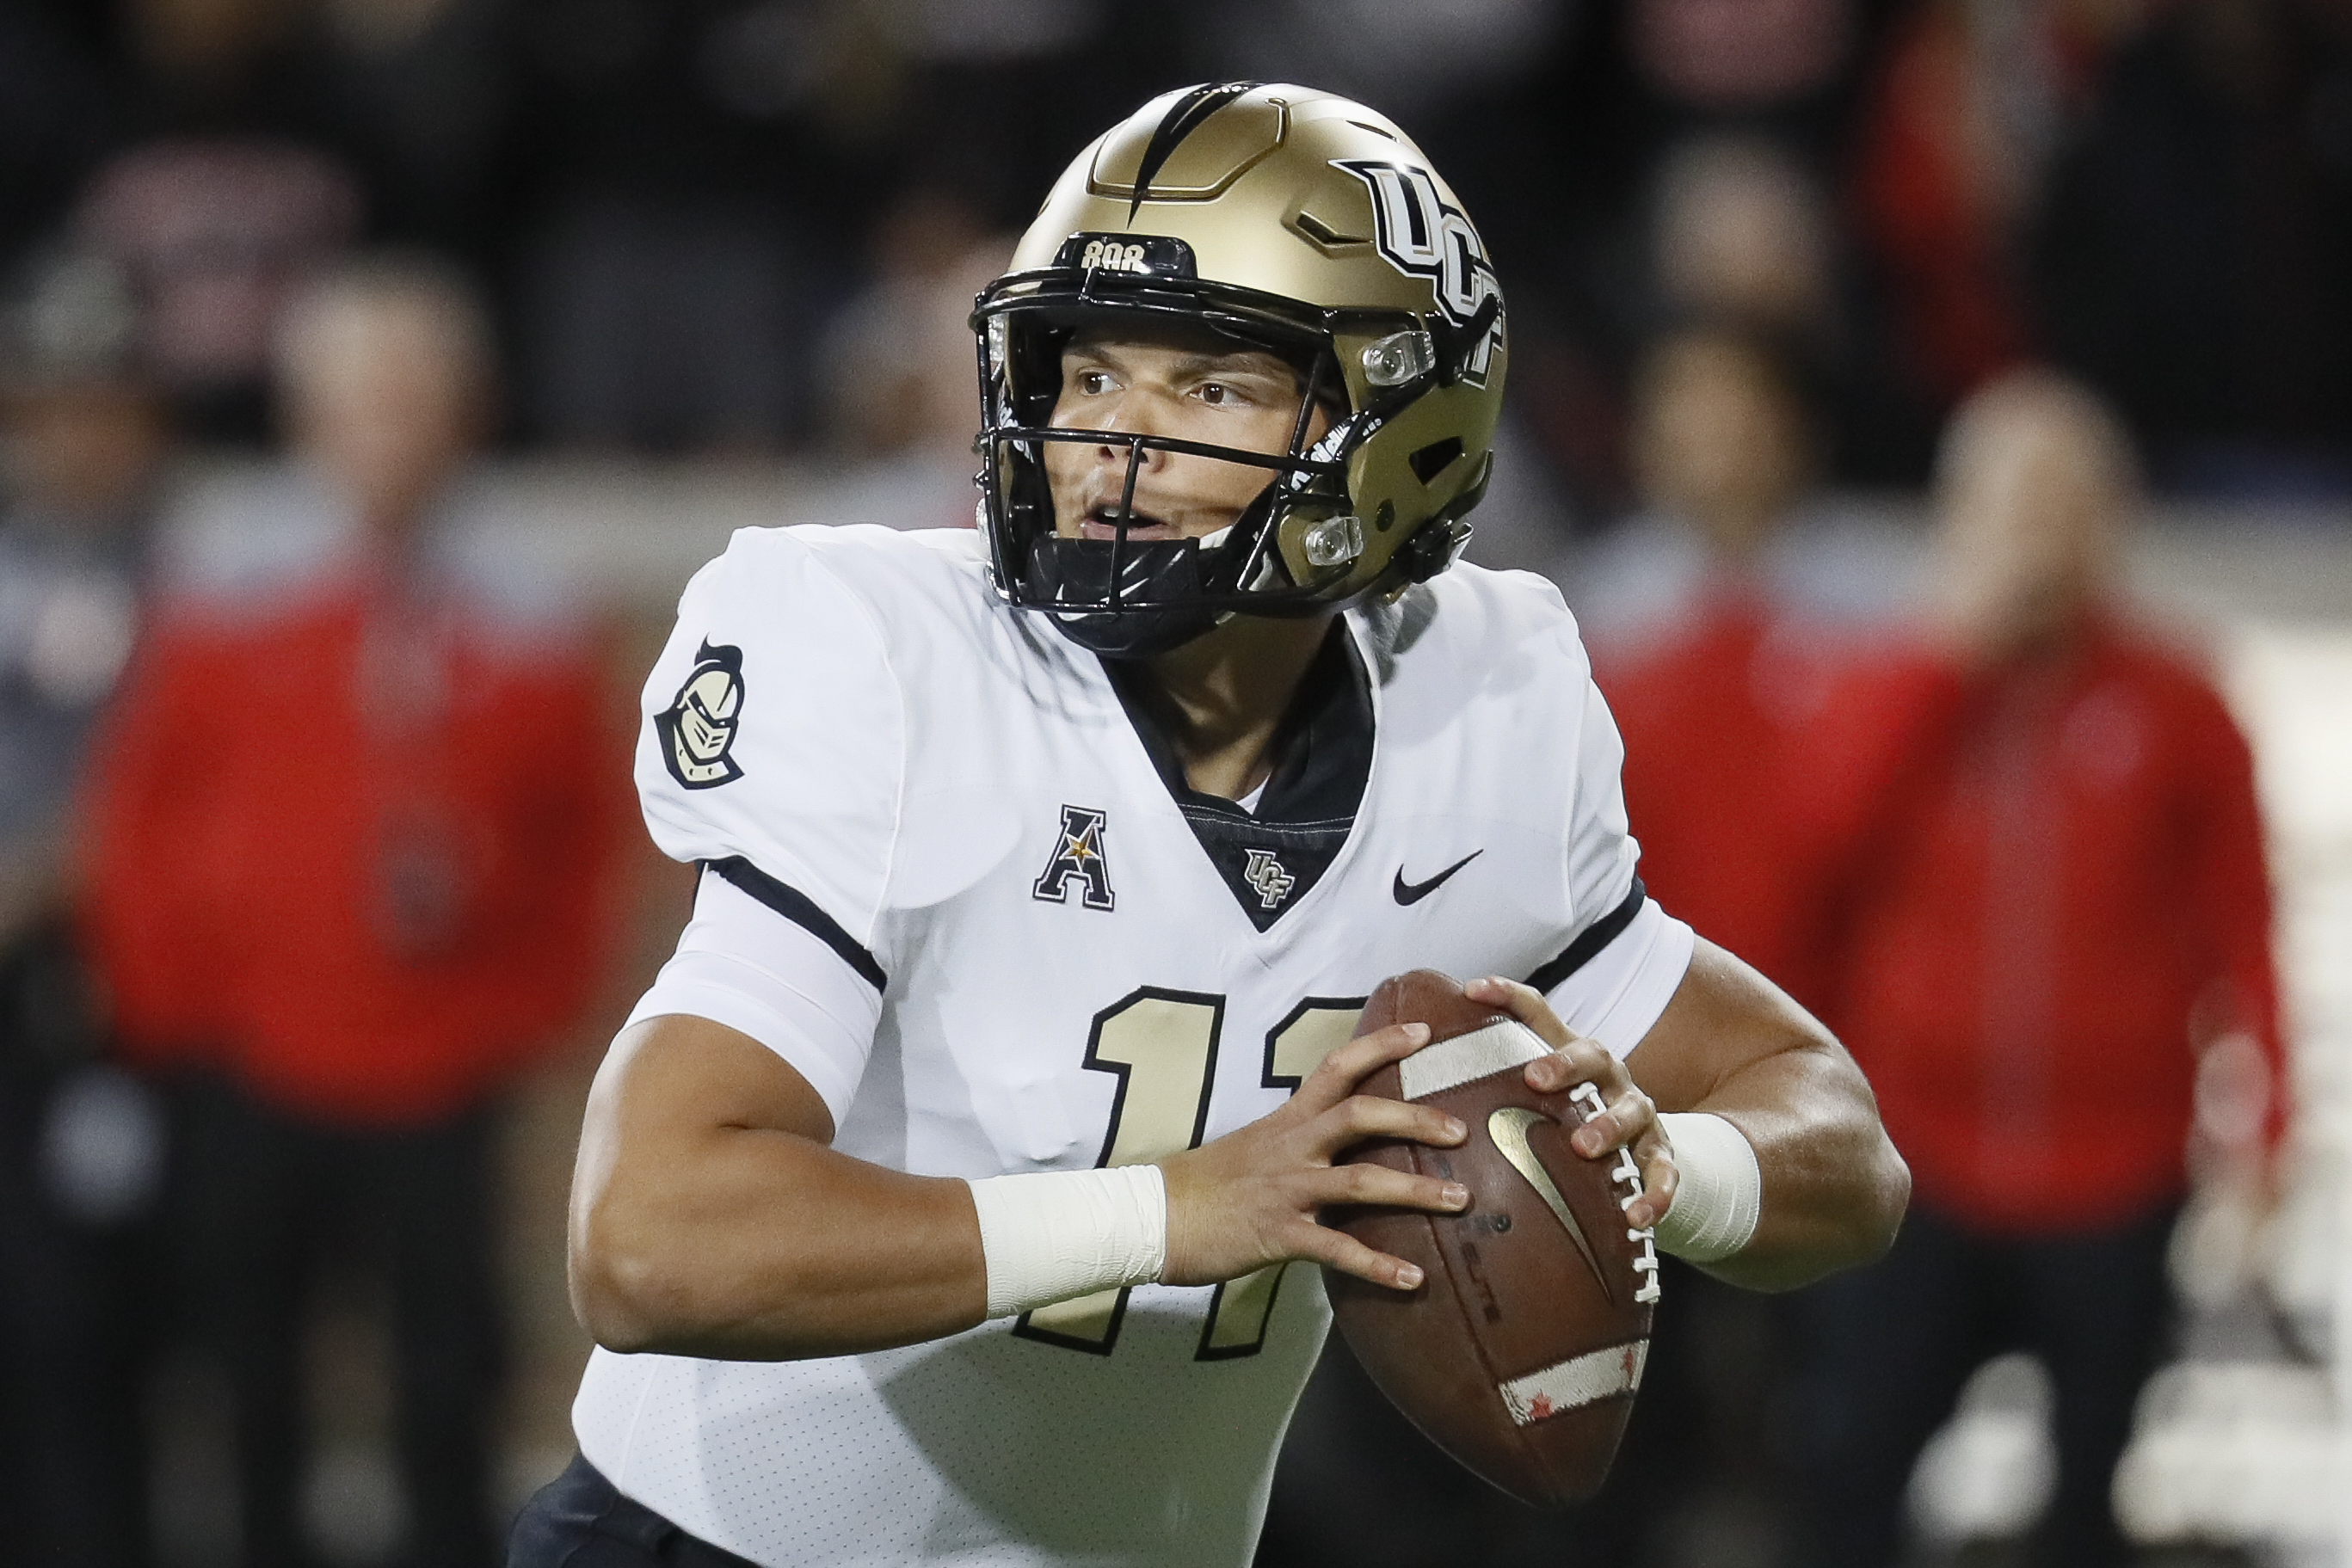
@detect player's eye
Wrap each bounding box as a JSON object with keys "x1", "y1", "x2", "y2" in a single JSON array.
[
  {"x1": 1073, "y1": 369, "x2": 1113, "y2": 396},
  {"x1": 1196, "y1": 380, "x2": 1242, "y2": 407}
]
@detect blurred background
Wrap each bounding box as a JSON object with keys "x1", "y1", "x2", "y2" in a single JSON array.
[{"x1": 0, "y1": 1, "x2": 2348, "y2": 1565}]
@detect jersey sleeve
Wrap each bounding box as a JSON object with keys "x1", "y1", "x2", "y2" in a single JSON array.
[
  {"x1": 1530, "y1": 655, "x2": 1695, "y2": 1058},
  {"x1": 625, "y1": 868, "x2": 887, "y2": 1132},
  {"x1": 635, "y1": 527, "x2": 906, "y2": 991}
]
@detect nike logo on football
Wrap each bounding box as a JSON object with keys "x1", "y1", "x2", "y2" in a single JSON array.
[
  {"x1": 1393, "y1": 850, "x2": 1481, "y2": 906},
  {"x1": 1488, "y1": 1107, "x2": 1611, "y2": 1298}
]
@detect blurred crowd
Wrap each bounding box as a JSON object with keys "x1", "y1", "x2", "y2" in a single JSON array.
[
  {"x1": 5, "y1": 0, "x2": 2352, "y2": 489},
  {"x1": 0, "y1": 0, "x2": 2317, "y2": 1565},
  {"x1": 1262, "y1": 334, "x2": 2284, "y2": 1568}
]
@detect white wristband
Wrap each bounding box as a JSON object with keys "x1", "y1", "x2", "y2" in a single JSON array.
[
  {"x1": 1653, "y1": 1112, "x2": 1762, "y2": 1264},
  {"x1": 965, "y1": 1165, "x2": 1167, "y2": 1319}
]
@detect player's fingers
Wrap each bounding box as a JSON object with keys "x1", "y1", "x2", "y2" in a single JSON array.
[
  {"x1": 1314, "y1": 1094, "x2": 1465, "y2": 1153},
  {"x1": 1522, "y1": 1038, "x2": 1622, "y2": 1098},
  {"x1": 1294, "y1": 1022, "x2": 1430, "y2": 1110},
  {"x1": 1311, "y1": 1160, "x2": 1468, "y2": 1214},
  {"x1": 1290, "y1": 1225, "x2": 1426, "y2": 1292},
  {"x1": 1569, "y1": 1084, "x2": 1656, "y2": 1160},
  {"x1": 1463, "y1": 974, "x2": 1577, "y2": 1052},
  {"x1": 1626, "y1": 1131, "x2": 1677, "y2": 1231}
]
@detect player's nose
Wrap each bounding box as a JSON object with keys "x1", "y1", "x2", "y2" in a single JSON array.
[{"x1": 1084, "y1": 386, "x2": 1178, "y2": 467}]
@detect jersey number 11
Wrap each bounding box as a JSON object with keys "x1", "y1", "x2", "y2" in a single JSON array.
[{"x1": 1013, "y1": 988, "x2": 1364, "y2": 1361}]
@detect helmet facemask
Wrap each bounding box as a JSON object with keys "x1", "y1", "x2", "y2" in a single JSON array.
[{"x1": 974, "y1": 281, "x2": 1365, "y2": 660}]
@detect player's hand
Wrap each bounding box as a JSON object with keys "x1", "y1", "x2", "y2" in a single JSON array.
[
  {"x1": 1468, "y1": 975, "x2": 1678, "y2": 1231},
  {"x1": 1157, "y1": 1020, "x2": 1470, "y2": 1291}
]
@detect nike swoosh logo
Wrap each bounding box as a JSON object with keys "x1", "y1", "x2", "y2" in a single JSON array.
[
  {"x1": 1393, "y1": 850, "x2": 1481, "y2": 906},
  {"x1": 1488, "y1": 1107, "x2": 1611, "y2": 1300}
]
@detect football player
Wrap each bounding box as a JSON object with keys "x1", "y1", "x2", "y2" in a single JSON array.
[{"x1": 513, "y1": 83, "x2": 1909, "y2": 1568}]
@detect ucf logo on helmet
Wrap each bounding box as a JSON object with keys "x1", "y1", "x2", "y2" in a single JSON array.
[{"x1": 1335, "y1": 159, "x2": 1503, "y2": 384}]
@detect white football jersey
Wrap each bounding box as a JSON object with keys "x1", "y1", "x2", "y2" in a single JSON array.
[{"x1": 573, "y1": 524, "x2": 1693, "y2": 1568}]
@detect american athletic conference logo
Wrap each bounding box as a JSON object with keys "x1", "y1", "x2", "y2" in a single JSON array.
[
  {"x1": 1033, "y1": 805, "x2": 1115, "y2": 911},
  {"x1": 1333, "y1": 159, "x2": 1503, "y2": 384}
]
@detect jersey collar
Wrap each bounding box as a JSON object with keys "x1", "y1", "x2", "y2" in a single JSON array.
[{"x1": 1101, "y1": 623, "x2": 1374, "y2": 931}]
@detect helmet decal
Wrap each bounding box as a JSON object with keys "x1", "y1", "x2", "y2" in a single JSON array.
[
  {"x1": 1127, "y1": 82, "x2": 1261, "y2": 218},
  {"x1": 1050, "y1": 233, "x2": 1198, "y2": 278},
  {"x1": 1335, "y1": 159, "x2": 1503, "y2": 384}
]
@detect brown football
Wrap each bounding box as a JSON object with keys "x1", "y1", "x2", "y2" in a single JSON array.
[{"x1": 1326, "y1": 968, "x2": 1659, "y2": 1510}]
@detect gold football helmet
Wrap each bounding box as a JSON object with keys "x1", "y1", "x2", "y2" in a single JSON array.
[{"x1": 972, "y1": 82, "x2": 1507, "y2": 657}]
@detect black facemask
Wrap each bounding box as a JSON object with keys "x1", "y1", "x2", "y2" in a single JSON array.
[{"x1": 1019, "y1": 534, "x2": 1226, "y2": 658}]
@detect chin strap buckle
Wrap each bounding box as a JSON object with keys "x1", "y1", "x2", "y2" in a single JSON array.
[{"x1": 1396, "y1": 516, "x2": 1472, "y2": 583}]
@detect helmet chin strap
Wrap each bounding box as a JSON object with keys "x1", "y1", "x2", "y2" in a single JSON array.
[{"x1": 1189, "y1": 525, "x2": 1283, "y2": 600}]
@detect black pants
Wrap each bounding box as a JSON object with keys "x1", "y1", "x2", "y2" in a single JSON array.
[
  {"x1": 1788, "y1": 1199, "x2": 2178, "y2": 1568},
  {"x1": 181, "y1": 1077, "x2": 506, "y2": 1568},
  {"x1": 0, "y1": 925, "x2": 163, "y2": 1568},
  {"x1": 508, "y1": 1454, "x2": 761, "y2": 1567}
]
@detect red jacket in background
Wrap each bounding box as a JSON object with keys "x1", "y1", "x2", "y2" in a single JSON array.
[
  {"x1": 78, "y1": 570, "x2": 633, "y2": 1127},
  {"x1": 1596, "y1": 585, "x2": 1911, "y2": 1017},
  {"x1": 1821, "y1": 613, "x2": 2285, "y2": 1233}
]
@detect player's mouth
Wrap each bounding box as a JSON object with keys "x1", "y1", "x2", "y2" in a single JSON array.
[{"x1": 1080, "y1": 503, "x2": 1181, "y2": 543}]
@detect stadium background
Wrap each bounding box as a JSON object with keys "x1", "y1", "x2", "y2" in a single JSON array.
[{"x1": 3, "y1": 0, "x2": 2350, "y2": 1564}]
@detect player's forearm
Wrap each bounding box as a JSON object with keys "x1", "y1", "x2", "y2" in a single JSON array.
[
  {"x1": 571, "y1": 1131, "x2": 987, "y2": 1359},
  {"x1": 1625, "y1": 942, "x2": 1908, "y2": 1291},
  {"x1": 568, "y1": 1018, "x2": 988, "y2": 1360},
  {"x1": 1689, "y1": 1042, "x2": 1909, "y2": 1291}
]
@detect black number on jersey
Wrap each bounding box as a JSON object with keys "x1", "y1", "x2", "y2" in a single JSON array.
[{"x1": 1012, "y1": 991, "x2": 1365, "y2": 1361}]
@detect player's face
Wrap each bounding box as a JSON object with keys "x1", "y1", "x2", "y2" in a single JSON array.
[{"x1": 1044, "y1": 324, "x2": 1327, "y2": 542}]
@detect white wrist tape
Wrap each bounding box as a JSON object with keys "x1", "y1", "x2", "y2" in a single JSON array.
[
  {"x1": 1653, "y1": 1112, "x2": 1763, "y2": 1264},
  {"x1": 965, "y1": 1165, "x2": 1167, "y2": 1319}
]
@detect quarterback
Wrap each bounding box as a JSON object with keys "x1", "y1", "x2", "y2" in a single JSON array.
[{"x1": 512, "y1": 83, "x2": 1908, "y2": 1568}]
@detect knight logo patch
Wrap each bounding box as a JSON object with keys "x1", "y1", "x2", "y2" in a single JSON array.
[
  {"x1": 1033, "y1": 805, "x2": 1116, "y2": 911},
  {"x1": 657, "y1": 640, "x2": 747, "y2": 790}
]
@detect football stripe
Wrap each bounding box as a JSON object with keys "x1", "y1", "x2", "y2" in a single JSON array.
[
  {"x1": 1498, "y1": 1340, "x2": 1650, "y2": 1425},
  {"x1": 1398, "y1": 1018, "x2": 1549, "y2": 1100}
]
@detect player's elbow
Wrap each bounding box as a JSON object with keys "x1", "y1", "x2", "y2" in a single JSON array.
[
  {"x1": 1785, "y1": 1123, "x2": 1911, "y2": 1286},
  {"x1": 1818, "y1": 1063, "x2": 1912, "y2": 1276},
  {"x1": 1794, "y1": 1131, "x2": 1912, "y2": 1287},
  {"x1": 566, "y1": 1167, "x2": 779, "y2": 1356},
  {"x1": 1702, "y1": 1124, "x2": 1910, "y2": 1294},
  {"x1": 569, "y1": 1197, "x2": 689, "y2": 1354},
  {"x1": 1846, "y1": 1133, "x2": 1911, "y2": 1269},
  {"x1": 1774, "y1": 1036, "x2": 1912, "y2": 1282},
  {"x1": 569, "y1": 1178, "x2": 830, "y2": 1358}
]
